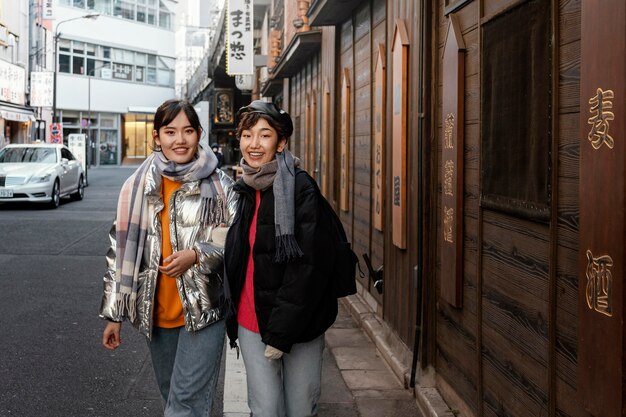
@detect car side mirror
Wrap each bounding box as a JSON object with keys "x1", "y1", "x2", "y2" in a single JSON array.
[{"x1": 62, "y1": 158, "x2": 69, "y2": 165}]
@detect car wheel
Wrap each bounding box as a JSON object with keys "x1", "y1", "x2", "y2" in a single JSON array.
[
  {"x1": 71, "y1": 176, "x2": 84, "y2": 201},
  {"x1": 48, "y1": 180, "x2": 60, "y2": 209}
]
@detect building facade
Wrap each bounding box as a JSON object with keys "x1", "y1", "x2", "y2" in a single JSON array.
[
  {"x1": 0, "y1": 0, "x2": 36, "y2": 147},
  {"x1": 53, "y1": 0, "x2": 176, "y2": 165}
]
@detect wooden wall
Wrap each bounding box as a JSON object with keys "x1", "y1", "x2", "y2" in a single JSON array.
[{"x1": 433, "y1": 0, "x2": 592, "y2": 416}]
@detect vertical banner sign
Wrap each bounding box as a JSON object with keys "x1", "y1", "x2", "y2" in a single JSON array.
[
  {"x1": 391, "y1": 20, "x2": 409, "y2": 249},
  {"x1": 440, "y1": 15, "x2": 465, "y2": 308},
  {"x1": 30, "y1": 72, "x2": 54, "y2": 107},
  {"x1": 227, "y1": 0, "x2": 254, "y2": 75},
  {"x1": 49, "y1": 123, "x2": 63, "y2": 144},
  {"x1": 68, "y1": 134, "x2": 86, "y2": 174},
  {"x1": 340, "y1": 68, "x2": 351, "y2": 212},
  {"x1": 578, "y1": 2, "x2": 626, "y2": 417},
  {"x1": 42, "y1": 0, "x2": 55, "y2": 20},
  {"x1": 374, "y1": 44, "x2": 386, "y2": 232},
  {"x1": 322, "y1": 79, "x2": 331, "y2": 197}
]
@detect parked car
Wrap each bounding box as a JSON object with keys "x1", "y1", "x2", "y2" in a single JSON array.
[{"x1": 0, "y1": 143, "x2": 85, "y2": 209}]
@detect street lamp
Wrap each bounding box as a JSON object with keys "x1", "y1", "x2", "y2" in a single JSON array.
[{"x1": 52, "y1": 13, "x2": 100, "y2": 124}]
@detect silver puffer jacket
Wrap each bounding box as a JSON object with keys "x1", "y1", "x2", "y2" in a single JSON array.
[{"x1": 100, "y1": 165, "x2": 238, "y2": 339}]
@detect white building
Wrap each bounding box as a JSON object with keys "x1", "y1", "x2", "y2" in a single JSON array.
[
  {"x1": 0, "y1": 0, "x2": 35, "y2": 146},
  {"x1": 54, "y1": 0, "x2": 176, "y2": 165}
]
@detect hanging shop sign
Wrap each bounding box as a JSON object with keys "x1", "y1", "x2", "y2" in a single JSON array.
[
  {"x1": 30, "y1": 71, "x2": 54, "y2": 107},
  {"x1": 42, "y1": 0, "x2": 55, "y2": 20},
  {"x1": 391, "y1": 19, "x2": 409, "y2": 249},
  {"x1": 0, "y1": 60, "x2": 25, "y2": 105},
  {"x1": 227, "y1": 0, "x2": 254, "y2": 75},
  {"x1": 49, "y1": 123, "x2": 62, "y2": 144}
]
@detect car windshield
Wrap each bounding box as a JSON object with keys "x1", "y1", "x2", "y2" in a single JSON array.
[{"x1": 0, "y1": 147, "x2": 58, "y2": 163}]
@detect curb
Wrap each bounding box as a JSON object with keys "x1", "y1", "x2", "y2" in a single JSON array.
[{"x1": 339, "y1": 293, "x2": 452, "y2": 417}]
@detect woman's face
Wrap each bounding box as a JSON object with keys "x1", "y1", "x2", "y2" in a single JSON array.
[
  {"x1": 153, "y1": 111, "x2": 199, "y2": 164},
  {"x1": 239, "y1": 118, "x2": 286, "y2": 168}
]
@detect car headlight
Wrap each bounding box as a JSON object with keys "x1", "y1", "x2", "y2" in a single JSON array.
[{"x1": 29, "y1": 174, "x2": 52, "y2": 183}]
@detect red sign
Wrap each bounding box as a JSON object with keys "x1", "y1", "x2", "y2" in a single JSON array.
[{"x1": 49, "y1": 123, "x2": 63, "y2": 144}]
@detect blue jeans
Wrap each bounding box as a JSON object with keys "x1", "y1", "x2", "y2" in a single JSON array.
[
  {"x1": 148, "y1": 321, "x2": 225, "y2": 417},
  {"x1": 238, "y1": 325, "x2": 324, "y2": 417}
]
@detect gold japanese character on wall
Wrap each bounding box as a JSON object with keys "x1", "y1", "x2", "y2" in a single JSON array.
[
  {"x1": 587, "y1": 88, "x2": 615, "y2": 149},
  {"x1": 444, "y1": 160, "x2": 454, "y2": 196},
  {"x1": 444, "y1": 113, "x2": 455, "y2": 149},
  {"x1": 585, "y1": 249, "x2": 613, "y2": 317},
  {"x1": 443, "y1": 206, "x2": 454, "y2": 243}
]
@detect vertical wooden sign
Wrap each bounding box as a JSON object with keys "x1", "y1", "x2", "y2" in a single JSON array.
[
  {"x1": 440, "y1": 15, "x2": 465, "y2": 307},
  {"x1": 340, "y1": 68, "x2": 351, "y2": 212},
  {"x1": 391, "y1": 20, "x2": 409, "y2": 249},
  {"x1": 311, "y1": 90, "x2": 317, "y2": 180},
  {"x1": 578, "y1": 2, "x2": 626, "y2": 416},
  {"x1": 306, "y1": 93, "x2": 312, "y2": 172},
  {"x1": 322, "y1": 79, "x2": 331, "y2": 197},
  {"x1": 374, "y1": 44, "x2": 386, "y2": 231}
]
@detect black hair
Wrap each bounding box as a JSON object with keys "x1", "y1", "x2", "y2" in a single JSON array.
[
  {"x1": 152, "y1": 99, "x2": 202, "y2": 148},
  {"x1": 236, "y1": 112, "x2": 290, "y2": 142}
]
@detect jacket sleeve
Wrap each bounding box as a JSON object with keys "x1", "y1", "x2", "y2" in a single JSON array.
[
  {"x1": 194, "y1": 170, "x2": 239, "y2": 275},
  {"x1": 99, "y1": 220, "x2": 123, "y2": 322},
  {"x1": 263, "y1": 178, "x2": 331, "y2": 352}
]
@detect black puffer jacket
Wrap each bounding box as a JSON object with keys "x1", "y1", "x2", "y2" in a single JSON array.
[{"x1": 224, "y1": 169, "x2": 338, "y2": 353}]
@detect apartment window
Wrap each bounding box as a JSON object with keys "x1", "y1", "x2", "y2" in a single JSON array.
[
  {"x1": 59, "y1": 54, "x2": 70, "y2": 73},
  {"x1": 137, "y1": 5, "x2": 146, "y2": 22},
  {"x1": 114, "y1": 0, "x2": 135, "y2": 20},
  {"x1": 159, "y1": 10, "x2": 171, "y2": 29},
  {"x1": 73, "y1": 55, "x2": 84, "y2": 74},
  {"x1": 73, "y1": 0, "x2": 85, "y2": 7}
]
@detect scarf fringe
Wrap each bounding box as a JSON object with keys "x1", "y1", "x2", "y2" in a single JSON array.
[
  {"x1": 115, "y1": 292, "x2": 137, "y2": 323},
  {"x1": 200, "y1": 196, "x2": 227, "y2": 228},
  {"x1": 274, "y1": 234, "x2": 304, "y2": 263}
]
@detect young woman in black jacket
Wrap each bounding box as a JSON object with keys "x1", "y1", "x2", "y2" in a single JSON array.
[{"x1": 224, "y1": 100, "x2": 337, "y2": 417}]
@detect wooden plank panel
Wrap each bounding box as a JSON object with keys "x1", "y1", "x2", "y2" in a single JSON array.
[
  {"x1": 354, "y1": 2, "x2": 371, "y2": 41},
  {"x1": 482, "y1": 323, "x2": 549, "y2": 417},
  {"x1": 556, "y1": 177, "x2": 579, "y2": 251},
  {"x1": 465, "y1": 73, "x2": 480, "y2": 123},
  {"x1": 559, "y1": 0, "x2": 581, "y2": 46},
  {"x1": 559, "y1": 40, "x2": 581, "y2": 112},
  {"x1": 463, "y1": 29, "x2": 479, "y2": 77},
  {"x1": 558, "y1": 113, "x2": 580, "y2": 179}
]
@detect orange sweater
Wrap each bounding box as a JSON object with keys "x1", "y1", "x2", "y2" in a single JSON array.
[{"x1": 153, "y1": 177, "x2": 185, "y2": 328}]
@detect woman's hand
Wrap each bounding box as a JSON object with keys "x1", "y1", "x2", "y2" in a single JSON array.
[
  {"x1": 158, "y1": 249, "x2": 197, "y2": 277},
  {"x1": 102, "y1": 321, "x2": 122, "y2": 350}
]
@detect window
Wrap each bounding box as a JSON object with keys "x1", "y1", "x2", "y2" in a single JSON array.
[
  {"x1": 61, "y1": 148, "x2": 76, "y2": 161},
  {"x1": 59, "y1": 39, "x2": 71, "y2": 53},
  {"x1": 137, "y1": 5, "x2": 146, "y2": 22},
  {"x1": 146, "y1": 67, "x2": 156, "y2": 84},
  {"x1": 158, "y1": 10, "x2": 171, "y2": 29},
  {"x1": 72, "y1": 55, "x2": 84, "y2": 74},
  {"x1": 59, "y1": 54, "x2": 70, "y2": 73},
  {"x1": 73, "y1": 0, "x2": 86, "y2": 7}
]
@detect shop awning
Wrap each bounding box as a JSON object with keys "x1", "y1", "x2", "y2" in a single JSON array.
[
  {"x1": 0, "y1": 104, "x2": 36, "y2": 122},
  {"x1": 308, "y1": 0, "x2": 364, "y2": 26},
  {"x1": 271, "y1": 30, "x2": 322, "y2": 79}
]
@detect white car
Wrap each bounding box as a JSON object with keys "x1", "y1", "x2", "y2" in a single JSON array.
[{"x1": 0, "y1": 143, "x2": 85, "y2": 209}]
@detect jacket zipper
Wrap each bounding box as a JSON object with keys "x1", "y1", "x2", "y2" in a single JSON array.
[{"x1": 172, "y1": 188, "x2": 192, "y2": 329}]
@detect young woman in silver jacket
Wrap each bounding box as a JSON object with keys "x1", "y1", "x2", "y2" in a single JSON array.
[{"x1": 99, "y1": 99, "x2": 237, "y2": 417}]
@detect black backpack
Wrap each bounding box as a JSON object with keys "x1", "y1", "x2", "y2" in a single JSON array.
[{"x1": 306, "y1": 175, "x2": 358, "y2": 298}]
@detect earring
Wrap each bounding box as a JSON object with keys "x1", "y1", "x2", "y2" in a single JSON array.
[{"x1": 153, "y1": 144, "x2": 162, "y2": 152}]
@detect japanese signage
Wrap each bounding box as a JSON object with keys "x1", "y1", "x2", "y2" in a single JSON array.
[
  {"x1": 373, "y1": 44, "x2": 386, "y2": 231},
  {"x1": 578, "y1": 1, "x2": 626, "y2": 416},
  {"x1": 49, "y1": 123, "x2": 62, "y2": 144},
  {"x1": 0, "y1": 60, "x2": 25, "y2": 105},
  {"x1": 112, "y1": 63, "x2": 133, "y2": 81},
  {"x1": 340, "y1": 69, "x2": 350, "y2": 212},
  {"x1": 440, "y1": 15, "x2": 465, "y2": 308},
  {"x1": 214, "y1": 89, "x2": 234, "y2": 125},
  {"x1": 68, "y1": 134, "x2": 86, "y2": 173},
  {"x1": 227, "y1": 0, "x2": 254, "y2": 75},
  {"x1": 43, "y1": 0, "x2": 55, "y2": 20},
  {"x1": 391, "y1": 20, "x2": 408, "y2": 249},
  {"x1": 30, "y1": 71, "x2": 54, "y2": 107}
]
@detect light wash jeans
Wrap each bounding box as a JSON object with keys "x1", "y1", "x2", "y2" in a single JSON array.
[
  {"x1": 148, "y1": 320, "x2": 225, "y2": 417},
  {"x1": 238, "y1": 325, "x2": 325, "y2": 417}
]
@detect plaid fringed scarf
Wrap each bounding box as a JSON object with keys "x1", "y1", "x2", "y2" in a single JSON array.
[{"x1": 113, "y1": 147, "x2": 224, "y2": 322}]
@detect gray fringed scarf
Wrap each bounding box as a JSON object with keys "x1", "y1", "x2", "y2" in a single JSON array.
[{"x1": 241, "y1": 149, "x2": 303, "y2": 262}]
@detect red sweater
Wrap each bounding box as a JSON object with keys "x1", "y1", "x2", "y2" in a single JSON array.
[{"x1": 237, "y1": 190, "x2": 261, "y2": 333}]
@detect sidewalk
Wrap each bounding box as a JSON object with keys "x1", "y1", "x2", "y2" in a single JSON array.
[{"x1": 223, "y1": 302, "x2": 424, "y2": 417}]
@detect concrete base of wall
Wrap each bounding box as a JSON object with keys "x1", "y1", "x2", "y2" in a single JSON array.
[{"x1": 341, "y1": 286, "x2": 454, "y2": 417}]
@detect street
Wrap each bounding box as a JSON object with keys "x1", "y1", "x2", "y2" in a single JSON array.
[
  {"x1": 0, "y1": 166, "x2": 225, "y2": 417},
  {"x1": 0, "y1": 165, "x2": 421, "y2": 417}
]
